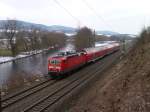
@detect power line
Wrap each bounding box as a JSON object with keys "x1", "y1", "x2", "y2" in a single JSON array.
[
  {"x1": 53, "y1": 0, "x2": 84, "y2": 27},
  {"x1": 81, "y1": 0, "x2": 115, "y2": 31}
]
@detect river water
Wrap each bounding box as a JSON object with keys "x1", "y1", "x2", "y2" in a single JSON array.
[{"x1": 0, "y1": 43, "x2": 74, "y2": 90}]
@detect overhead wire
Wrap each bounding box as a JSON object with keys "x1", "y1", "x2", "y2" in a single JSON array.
[
  {"x1": 81, "y1": 0, "x2": 115, "y2": 31},
  {"x1": 53, "y1": 0, "x2": 85, "y2": 27},
  {"x1": 53, "y1": 0, "x2": 116, "y2": 32}
]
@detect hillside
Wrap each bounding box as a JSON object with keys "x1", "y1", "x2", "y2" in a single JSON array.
[
  {"x1": 96, "y1": 30, "x2": 120, "y2": 35},
  {"x1": 0, "y1": 20, "x2": 76, "y2": 33},
  {"x1": 0, "y1": 20, "x2": 135, "y2": 38},
  {"x1": 68, "y1": 28, "x2": 150, "y2": 112}
]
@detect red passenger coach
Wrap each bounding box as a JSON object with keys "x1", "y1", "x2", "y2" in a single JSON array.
[{"x1": 83, "y1": 42, "x2": 120, "y2": 62}]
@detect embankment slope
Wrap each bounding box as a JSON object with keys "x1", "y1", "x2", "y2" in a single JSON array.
[{"x1": 68, "y1": 29, "x2": 150, "y2": 112}]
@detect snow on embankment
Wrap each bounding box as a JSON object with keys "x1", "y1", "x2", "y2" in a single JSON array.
[{"x1": 0, "y1": 49, "x2": 47, "y2": 64}]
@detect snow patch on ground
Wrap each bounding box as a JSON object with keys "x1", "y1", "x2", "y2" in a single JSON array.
[
  {"x1": 0, "y1": 57, "x2": 13, "y2": 63},
  {"x1": 0, "y1": 49, "x2": 48, "y2": 64},
  {"x1": 95, "y1": 41, "x2": 117, "y2": 47}
]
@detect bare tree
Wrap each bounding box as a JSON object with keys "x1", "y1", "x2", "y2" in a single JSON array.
[
  {"x1": 16, "y1": 30, "x2": 29, "y2": 52},
  {"x1": 28, "y1": 27, "x2": 41, "y2": 51},
  {"x1": 40, "y1": 31, "x2": 66, "y2": 49},
  {"x1": 74, "y1": 27, "x2": 95, "y2": 51},
  {"x1": 40, "y1": 32, "x2": 53, "y2": 48},
  {"x1": 3, "y1": 20, "x2": 18, "y2": 56}
]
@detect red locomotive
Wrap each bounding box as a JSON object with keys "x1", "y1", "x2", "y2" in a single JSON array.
[{"x1": 48, "y1": 42, "x2": 120, "y2": 78}]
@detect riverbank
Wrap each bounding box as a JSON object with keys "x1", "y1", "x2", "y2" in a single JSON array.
[
  {"x1": 0, "y1": 49, "x2": 49, "y2": 64},
  {"x1": 0, "y1": 49, "x2": 12, "y2": 56},
  {"x1": 0, "y1": 48, "x2": 54, "y2": 96}
]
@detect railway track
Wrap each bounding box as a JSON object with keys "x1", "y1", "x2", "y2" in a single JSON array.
[
  {"x1": 23, "y1": 58, "x2": 107, "y2": 112},
  {"x1": 2, "y1": 51, "x2": 120, "y2": 112},
  {"x1": 2, "y1": 79, "x2": 58, "y2": 109}
]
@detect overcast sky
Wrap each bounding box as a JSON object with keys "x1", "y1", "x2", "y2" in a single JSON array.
[{"x1": 0, "y1": 0, "x2": 150, "y2": 34}]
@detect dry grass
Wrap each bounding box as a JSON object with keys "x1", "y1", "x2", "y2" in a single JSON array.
[
  {"x1": 0, "y1": 49, "x2": 12, "y2": 56},
  {"x1": 68, "y1": 28, "x2": 150, "y2": 112},
  {"x1": 1, "y1": 72, "x2": 44, "y2": 96}
]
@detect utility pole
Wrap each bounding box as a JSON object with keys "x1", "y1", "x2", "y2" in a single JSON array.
[
  {"x1": 122, "y1": 37, "x2": 126, "y2": 55},
  {"x1": 0, "y1": 90, "x2": 1, "y2": 111},
  {"x1": 93, "y1": 30, "x2": 96, "y2": 47},
  {"x1": 89, "y1": 31, "x2": 90, "y2": 48}
]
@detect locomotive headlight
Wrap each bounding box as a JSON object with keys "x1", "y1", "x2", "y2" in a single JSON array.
[
  {"x1": 56, "y1": 66, "x2": 61, "y2": 71},
  {"x1": 49, "y1": 66, "x2": 53, "y2": 69}
]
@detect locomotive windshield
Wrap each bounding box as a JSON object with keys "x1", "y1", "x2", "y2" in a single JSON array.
[
  {"x1": 57, "y1": 52, "x2": 66, "y2": 56},
  {"x1": 57, "y1": 51, "x2": 77, "y2": 56},
  {"x1": 49, "y1": 59, "x2": 60, "y2": 65}
]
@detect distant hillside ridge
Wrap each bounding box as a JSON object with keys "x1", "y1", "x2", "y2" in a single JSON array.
[
  {"x1": 96, "y1": 30, "x2": 120, "y2": 35},
  {"x1": 0, "y1": 20, "x2": 76, "y2": 33},
  {"x1": 0, "y1": 20, "x2": 136, "y2": 38}
]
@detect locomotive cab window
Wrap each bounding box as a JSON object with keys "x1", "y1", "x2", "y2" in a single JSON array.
[{"x1": 49, "y1": 60, "x2": 60, "y2": 65}]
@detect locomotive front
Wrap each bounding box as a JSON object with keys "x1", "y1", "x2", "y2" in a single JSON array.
[{"x1": 48, "y1": 57, "x2": 64, "y2": 78}]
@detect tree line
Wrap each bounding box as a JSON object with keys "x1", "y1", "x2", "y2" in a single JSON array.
[
  {"x1": 0, "y1": 20, "x2": 97, "y2": 56},
  {"x1": 0, "y1": 20, "x2": 66, "y2": 56},
  {"x1": 74, "y1": 27, "x2": 95, "y2": 51}
]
